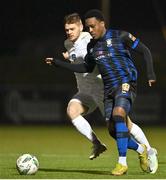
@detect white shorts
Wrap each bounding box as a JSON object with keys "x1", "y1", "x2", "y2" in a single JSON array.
[{"x1": 69, "y1": 92, "x2": 104, "y2": 115}]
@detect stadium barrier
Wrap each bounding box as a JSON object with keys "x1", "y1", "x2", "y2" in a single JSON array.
[{"x1": 0, "y1": 85, "x2": 165, "y2": 125}]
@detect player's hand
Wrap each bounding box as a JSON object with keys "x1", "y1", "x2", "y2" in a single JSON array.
[
  {"x1": 148, "y1": 79, "x2": 156, "y2": 87},
  {"x1": 62, "y1": 51, "x2": 69, "y2": 60},
  {"x1": 45, "y1": 58, "x2": 54, "y2": 65}
]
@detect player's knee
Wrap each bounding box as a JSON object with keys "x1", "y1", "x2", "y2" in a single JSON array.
[
  {"x1": 67, "y1": 106, "x2": 76, "y2": 120},
  {"x1": 67, "y1": 105, "x2": 81, "y2": 120},
  {"x1": 113, "y1": 107, "x2": 126, "y2": 117},
  {"x1": 114, "y1": 97, "x2": 131, "y2": 115}
]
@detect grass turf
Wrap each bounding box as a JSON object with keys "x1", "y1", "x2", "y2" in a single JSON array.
[{"x1": 0, "y1": 125, "x2": 165, "y2": 179}]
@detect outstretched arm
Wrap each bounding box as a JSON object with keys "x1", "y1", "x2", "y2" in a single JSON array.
[{"x1": 45, "y1": 56, "x2": 95, "y2": 73}]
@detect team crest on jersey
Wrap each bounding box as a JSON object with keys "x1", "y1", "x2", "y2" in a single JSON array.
[
  {"x1": 129, "y1": 33, "x2": 136, "y2": 41},
  {"x1": 106, "y1": 39, "x2": 112, "y2": 47},
  {"x1": 122, "y1": 83, "x2": 130, "y2": 94}
]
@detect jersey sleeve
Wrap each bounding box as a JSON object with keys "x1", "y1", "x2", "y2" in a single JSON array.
[
  {"x1": 84, "y1": 32, "x2": 92, "y2": 44},
  {"x1": 121, "y1": 31, "x2": 140, "y2": 49},
  {"x1": 84, "y1": 54, "x2": 96, "y2": 72},
  {"x1": 52, "y1": 41, "x2": 96, "y2": 73},
  {"x1": 83, "y1": 41, "x2": 96, "y2": 72},
  {"x1": 121, "y1": 31, "x2": 156, "y2": 81},
  {"x1": 52, "y1": 58, "x2": 88, "y2": 73},
  {"x1": 134, "y1": 42, "x2": 156, "y2": 80}
]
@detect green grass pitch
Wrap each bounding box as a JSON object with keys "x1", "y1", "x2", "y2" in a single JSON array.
[{"x1": 0, "y1": 124, "x2": 165, "y2": 179}]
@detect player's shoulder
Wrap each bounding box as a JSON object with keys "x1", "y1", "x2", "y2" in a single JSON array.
[
  {"x1": 107, "y1": 28, "x2": 138, "y2": 44},
  {"x1": 107, "y1": 28, "x2": 128, "y2": 36},
  {"x1": 80, "y1": 32, "x2": 92, "y2": 38},
  {"x1": 78, "y1": 32, "x2": 92, "y2": 43},
  {"x1": 108, "y1": 29, "x2": 133, "y2": 41},
  {"x1": 120, "y1": 30, "x2": 137, "y2": 42}
]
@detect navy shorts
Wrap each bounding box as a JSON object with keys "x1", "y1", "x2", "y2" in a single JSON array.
[{"x1": 104, "y1": 82, "x2": 137, "y2": 121}]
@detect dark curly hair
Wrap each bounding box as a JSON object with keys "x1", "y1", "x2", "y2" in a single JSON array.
[{"x1": 84, "y1": 9, "x2": 105, "y2": 21}]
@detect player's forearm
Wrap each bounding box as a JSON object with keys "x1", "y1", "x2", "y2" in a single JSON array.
[
  {"x1": 143, "y1": 47, "x2": 156, "y2": 80},
  {"x1": 135, "y1": 42, "x2": 156, "y2": 80},
  {"x1": 53, "y1": 59, "x2": 88, "y2": 73}
]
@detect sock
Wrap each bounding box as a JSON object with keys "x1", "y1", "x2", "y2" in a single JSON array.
[
  {"x1": 130, "y1": 123, "x2": 151, "y2": 151},
  {"x1": 72, "y1": 115, "x2": 100, "y2": 144},
  {"x1": 136, "y1": 144, "x2": 145, "y2": 154},
  {"x1": 118, "y1": 156, "x2": 127, "y2": 166},
  {"x1": 114, "y1": 116, "x2": 129, "y2": 157}
]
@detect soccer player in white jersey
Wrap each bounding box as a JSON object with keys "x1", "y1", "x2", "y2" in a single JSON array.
[{"x1": 45, "y1": 13, "x2": 158, "y2": 173}]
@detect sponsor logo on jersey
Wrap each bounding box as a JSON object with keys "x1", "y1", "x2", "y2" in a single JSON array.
[
  {"x1": 95, "y1": 52, "x2": 112, "y2": 61},
  {"x1": 96, "y1": 55, "x2": 106, "y2": 60}
]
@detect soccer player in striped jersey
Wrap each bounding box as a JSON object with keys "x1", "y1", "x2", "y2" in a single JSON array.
[{"x1": 45, "y1": 11, "x2": 158, "y2": 175}]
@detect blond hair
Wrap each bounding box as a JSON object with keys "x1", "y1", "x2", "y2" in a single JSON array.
[{"x1": 64, "y1": 13, "x2": 82, "y2": 25}]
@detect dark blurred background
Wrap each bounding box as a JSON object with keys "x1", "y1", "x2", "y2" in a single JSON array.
[{"x1": 0, "y1": 0, "x2": 165, "y2": 125}]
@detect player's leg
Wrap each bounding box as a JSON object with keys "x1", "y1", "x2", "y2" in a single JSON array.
[
  {"x1": 110, "y1": 81, "x2": 150, "y2": 175},
  {"x1": 112, "y1": 99, "x2": 149, "y2": 174},
  {"x1": 67, "y1": 96, "x2": 106, "y2": 159},
  {"x1": 127, "y1": 117, "x2": 151, "y2": 151},
  {"x1": 111, "y1": 103, "x2": 130, "y2": 175},
  {"x1": 127, "y1": 116, "x2": 158, "y2": 174},
  {"x1": 107, "y1": 122, "x2": 149, "y2": 174},
  {"x1": 103, "y1": 96, "x2": 128, "y2": 175},
  {"x1": 67, "y1": 99, "x2": 98, "y2": 143},
  {"x1": 100, "y1": 93, "x2": 150, "y2": 174},
  {"x1": 98, "y1": 95, "x2": 152, "y2": 151}
]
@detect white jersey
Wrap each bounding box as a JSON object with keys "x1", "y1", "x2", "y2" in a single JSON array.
[{"x1": 64, "y1": 32, "x2": 104, "y2": 97}]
